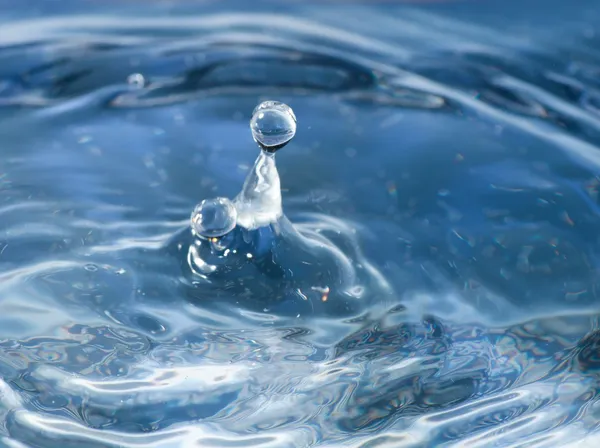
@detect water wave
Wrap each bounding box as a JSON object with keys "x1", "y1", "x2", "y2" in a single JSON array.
[{"x1": 1, "y1": 3, "x2": 600, "y2": 447}]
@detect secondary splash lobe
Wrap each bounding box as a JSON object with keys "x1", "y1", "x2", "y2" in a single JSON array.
[{"x1": 184, "y1": 101, "x2": 393, "y2": 317}]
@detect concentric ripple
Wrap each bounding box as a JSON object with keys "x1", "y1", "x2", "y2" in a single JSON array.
[{"x1": 1, "y1": 1, "x2": 600, "y2": 447}]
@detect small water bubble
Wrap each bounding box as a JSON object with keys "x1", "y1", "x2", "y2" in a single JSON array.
[
  {"x1": 191, "y1": 197, "x2": 237, "y2": 238},
  {"x1": 127, "y1": 73, "x2": 145, "y2": 88},
  {"x1": 84, "y1": 264, "x2": 98, "y2": 272},
  {"x1": 250, "y1": 101, "x2": 297, "y2": 152}
]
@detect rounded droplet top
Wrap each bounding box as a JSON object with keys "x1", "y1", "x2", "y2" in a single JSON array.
[
  {"x1": 127, "y1": 73, "x2": 145, "y2": 89},
  {"x1": 250, "y1": 101, "x2": 297, "y2": 152},
  {"x1": 190, "y1": 197, "x2": 237, "y2": 238}
]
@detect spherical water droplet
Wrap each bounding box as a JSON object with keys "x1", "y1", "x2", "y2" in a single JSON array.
[
  {"x1": 191, "y1": 197, "x2": 237, "y2": 238},
  {"x1": 127, "y1": 73, "x2": 145, "y2": 88},
  {"x1": 250, "y1": 101, "x2": 296, "y2": 152}
]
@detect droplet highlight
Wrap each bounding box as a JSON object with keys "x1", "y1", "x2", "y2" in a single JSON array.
[
  {"x1": 250, "y1": 101, "x2": 297, "y2": 152},
  {"x1": 127, "y1": 73, "x2": 145, "y2": 89}
]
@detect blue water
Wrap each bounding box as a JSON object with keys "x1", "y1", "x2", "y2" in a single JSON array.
[{"x1": 2, "y1": 0, "x2": 600, "y2": 446}]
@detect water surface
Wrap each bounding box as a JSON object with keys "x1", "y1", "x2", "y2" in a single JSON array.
[{"x1": 1, "y1": 1, "x2": 600, "y2": 446}]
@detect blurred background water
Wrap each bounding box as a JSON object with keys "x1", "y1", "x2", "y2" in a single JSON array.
[{"x1": 1, "y1": 0, "x2": 600, "y2": 446}]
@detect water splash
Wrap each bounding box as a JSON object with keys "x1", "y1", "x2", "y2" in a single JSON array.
[
  {"x1": 184, "y1": 101, "x2": 393, "y2": 315},
  {"x1": 233, "y1": 151, "x2": 283, "y2": 230},
  {"x1": 1, "y1": 3, "x2": 600, "y2": 448},
  {"x1": 190, "y1": 101, "x2": 294, "y2": 233}
]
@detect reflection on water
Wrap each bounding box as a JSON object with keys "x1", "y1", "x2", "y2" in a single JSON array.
[{"x1": 1, "y1": 0, "x2": 600, "y2": 446}]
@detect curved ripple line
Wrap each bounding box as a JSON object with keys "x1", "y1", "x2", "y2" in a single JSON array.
[
  {"x1": 0, "y1": 201, "x2": 59, "y2": 217},
  {"x1": 0, "y1": 14, "x2": 413, "y2": 60},
  {"x1": 492, "y1": 74, "x2": 600, "y2": 131},
  {"x1": 0, "y1": 260, "x2": 82, "y2": 285},
  {"x1": 31, "y1": 361, "x2": 252, "y2": 399},
  {"x1": 393, "y1": 74, "x2": 600, "y2": 168},
  {"x1": 0, "y1": 7, "x2": 599, "y2": 448},
  {"x1": 86, "y1": 231, "x2": 178, "y2": 254},
  {"x1": 7, "y1": 409, "x2": 311, "y2": 447},
  {"x1": 72, "y1": 12, "x2": 600, "y2": 173},
  {"x1": 71, "y1": 218, "x2": 187, "y2": 231},
  {"x1": 32, "y1": 84, "x2": 138, "y2": 117}
]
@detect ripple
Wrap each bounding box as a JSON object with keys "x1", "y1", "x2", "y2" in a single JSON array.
[
  {"x1": 7, "y1": 410, "x2": 306, "y2": 447},
  {"x1": 1, "y1": 2, "x2": 600, "y2": 447}
]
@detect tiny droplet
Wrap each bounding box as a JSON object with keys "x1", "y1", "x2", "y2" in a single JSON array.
[{"x1": 127, "y1": 73, "x2": 145, "y2": 88}]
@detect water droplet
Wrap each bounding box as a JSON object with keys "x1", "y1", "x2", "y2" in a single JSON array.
[
  {"x1": 191, "y1": 197, "x2": 237, "y2": 238},
  {"x1": 127, "y1": 73, "x2": 145, "y2": 88},
  {"x1": 250, "y1": 101, "x2": 296, "y2": 152}
]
